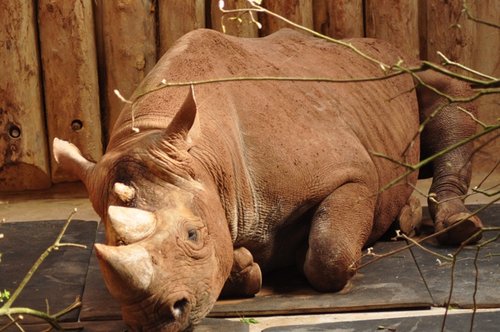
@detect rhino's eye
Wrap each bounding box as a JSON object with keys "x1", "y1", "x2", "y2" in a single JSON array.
[{"x1": 187, "y1": 229, "x2": 198, "y2": 242}]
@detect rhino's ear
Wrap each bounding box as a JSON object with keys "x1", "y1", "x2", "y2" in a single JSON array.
[
  {"x1": 53, "y1": 138, "x2": 95, "y2": 188},
  {"x1": 164, "y1": 85, "x2": 200, "y2": 147}
]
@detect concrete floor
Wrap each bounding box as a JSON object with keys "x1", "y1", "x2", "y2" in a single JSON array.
[{"x1": 1, "y1": 172, "x2": 499, "y2": 331}]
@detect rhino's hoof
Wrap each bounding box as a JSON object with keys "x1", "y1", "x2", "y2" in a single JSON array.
[
  {"x1": 397, "y1": 196, "x2": 422, "y2": 237},
  {"x1": 221, "y1": 262, "x2": 262, "y2": 298},
  {"x1": 435, "y1": 212, "x2": 483, "y2": 245}
]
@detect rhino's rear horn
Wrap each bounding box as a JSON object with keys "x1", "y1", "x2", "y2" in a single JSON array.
[
  {"x1": 95, "y1": 243, "x2": 153, "y2": 302},
  {"x1": 114, "y1": 183, "x2": 136, "y2": 203},
  {"x1": 108, "y1": 206, "x2": 156, "y2": 244}
]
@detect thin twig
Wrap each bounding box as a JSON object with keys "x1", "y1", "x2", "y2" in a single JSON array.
[
  {"x1": 441, "y1": 226, "x2": 486, "y2": 332},
  {"x1": 399, "y1": 232, "x2": 451, "y2": 261},
  {"x1": 369, "y1": 151, "x2": 416, "y2": 170},
  {"x1": 441, "y1": 253, "x2": 457, "y2": 331},
  {"x1": 0, "y1": 315, "x2": 23, "y2": 332},
  {"x1": 474, "y1": 160, "x2": 500, "y2": 190},
  {"x1": 462, "y1": 0, "x2": 500, "y2": 29},
  {"x1": 456, "y1": 106, "x2": 491, "y2": 129},
  {"x1": 134, "y1": 72, "x2": 406, "y2": 101},
  {"x1": 470, "y1": 246, "x2": 480, "y2": 332},
  {"x1": 437, "y1": 51, "x2": 496, "y2": 81},
  {"x1": 419, "y1": 61, "x2": 499, "y2": 88}
]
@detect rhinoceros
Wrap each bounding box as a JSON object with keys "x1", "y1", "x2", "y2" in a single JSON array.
[{"x1": 53, "y1": 29, "x2": 482, "y2": 331}]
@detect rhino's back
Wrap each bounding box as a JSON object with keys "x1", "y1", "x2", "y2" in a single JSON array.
[{"x1": 114, "y1": 28, "x2": 419, "y2": 181}]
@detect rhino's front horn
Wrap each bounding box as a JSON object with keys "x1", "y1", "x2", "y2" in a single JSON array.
[
  {"x1": 95, "y1": 243, "x2": 153, "y2": 301},
  {"x1": 108, "y1": 206, "x2": 156, "y2": 244}
]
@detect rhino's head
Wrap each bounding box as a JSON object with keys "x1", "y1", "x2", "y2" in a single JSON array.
[{"x1": 53, "y1": 88, "x2": 233, "y2": 331}]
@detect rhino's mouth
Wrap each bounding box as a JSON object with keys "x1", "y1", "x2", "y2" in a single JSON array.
[{"x1": 119, "y1": 291, "x2": 196, "y2": 332}]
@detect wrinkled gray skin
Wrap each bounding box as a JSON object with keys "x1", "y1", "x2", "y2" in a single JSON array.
[{"x1": 53, "y1": 29, "x2": 482, "y2": 331}]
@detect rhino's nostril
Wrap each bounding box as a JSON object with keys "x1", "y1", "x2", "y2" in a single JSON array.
[{"x1": 172, "y1": 298, "x2": 189, "y2": 319}]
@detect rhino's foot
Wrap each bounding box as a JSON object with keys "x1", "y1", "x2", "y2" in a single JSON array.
[
  {"x1": 397, "y1": 195, "x2": 422, "y2": 237},
  {"x1": 221, "y1": 247, "x2": 262, "y2": 298},
  {"x1": 304, "y1": 181, "x2": 376, "y2": 293},
  {"x1": 435, "y1": 210, "x2": 483, "y2": 245},
  {"x1": 304, "y1": 248, "x2": 358, "y2": 293},
  {"x1": 431, "y1": 197, "x2": 483, "y2": 245}
]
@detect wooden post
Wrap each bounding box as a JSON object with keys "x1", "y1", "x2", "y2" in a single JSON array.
[
  {"x1": 158, "y1": 0, "x2": 205, "y2": 57},
  {"x1": 38, "y1": 0, "x2": 103, "y2": 183},
  {"x1": 260, "y1": 0, "x2": 314, "y2": 36},
  {"x1": 0, "y1": 1, "x2": 51, "y2": 191},
  {"x1": 365, "y1": 0, "x2": 420, "y2": 60},
  {"x1": 425, "y1": 0, "x2": 475, "y2": 64},
  {"x1": 210, "y1": 0, "x2": 259, "y2": 37},
  {"x1": 470, "y1": 0, "x2": 500, "y2": 174},
  {"x1": 98, "y1": 0, "x2": 157, "y2": 137},
  {"x1": 313, "y1": 0, "x2": 364, "y2": 39}
]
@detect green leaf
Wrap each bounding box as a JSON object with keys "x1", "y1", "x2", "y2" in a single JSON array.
[
  {"x1": 0, "y1": 289, "x2": 10, "y2": 302},
  {"x1": 240, "y1": 317, "x2": 259, "y2": 325}
]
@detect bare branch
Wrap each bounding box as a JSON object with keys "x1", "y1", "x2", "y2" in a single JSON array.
[
  {"x1": 474, "y1": 160, "x2": 500, "y2": 190},
  {"x1": 369, "y1": 151, "x2": 416, "y2": 170},
  {"x1": 437, "y1": 51, "x2": 496, "y2": 81},
  {"x1": 456, "y1": 106, "x2": 491, "y2": 129}
]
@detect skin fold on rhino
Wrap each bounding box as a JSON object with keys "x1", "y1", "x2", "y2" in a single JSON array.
[{"x1": 53, "y1": 29, "x2": 482, "y2": 331}]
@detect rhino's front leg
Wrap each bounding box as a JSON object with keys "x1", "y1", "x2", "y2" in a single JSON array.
[
  {"x1": 303, "y1": 182, "x2": 376, "y2": 292},
  {"x1": 220, "y1": 247, "x2": 262, "y2": 297}
]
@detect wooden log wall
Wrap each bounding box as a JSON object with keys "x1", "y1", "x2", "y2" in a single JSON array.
[
  {"x1": 365, "y1": 0, "x2": 420, "y2": 59},
  {"x1": 424, "y1": 0, "x2": 499, "y2": 174},
  {"x1": 0, "y1": 0, "x2": 498, "y2": 191},
  {"x1": 313, "y1": 0, "x2": 364, "y2": 39},
  {"x1": 38, "y1": 0, "x2": 102, "y2": 183},
  {"x1": 0, "y1": 1, "x2": 51, "y2": 191},
  {"x1": 98, "y1": 0, "x2": 157, "y2": 136},
  {"x1": 211, "y1": 0, "x2": 258, "y2": 37}
]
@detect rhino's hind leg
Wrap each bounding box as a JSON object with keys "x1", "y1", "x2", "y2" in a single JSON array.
[
  {"x1": 416, "y1": 71, "x2": 483, "y2": 245},
  {"x1": 220, "y1": 247, "x2": 262, "y2": 297},
  {"x1": 303, "y1": 182, "x2": 376, "y2": 292}
]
